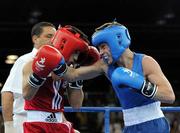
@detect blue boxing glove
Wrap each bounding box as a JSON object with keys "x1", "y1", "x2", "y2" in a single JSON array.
[{"x1": 111, "y1": 67, "x2": 157, "y2": 98}]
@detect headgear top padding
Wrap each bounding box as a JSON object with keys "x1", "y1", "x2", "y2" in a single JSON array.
[
  {"x1": 51, "y1": 25, "x2": 89, "y2": 61},
  {"x1": 92, "y1": 22, "x2": 131, "y2": 62}
]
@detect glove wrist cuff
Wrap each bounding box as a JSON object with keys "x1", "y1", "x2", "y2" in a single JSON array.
[
  {"x1": 28, "y1": 73, "x2": 46, "y2": 88},
  {"x1": 140, "y1": 79, "x2": 158, "y2": 98},
  {"x1": 69, "y1": 80, "x2": 83, "y2": 90},
  {"x1": 53, "y1": 63, "x2": 67, "y2": 77}
]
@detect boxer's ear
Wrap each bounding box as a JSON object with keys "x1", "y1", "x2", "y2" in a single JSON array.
[{"x1": 32, "y1": 35, "x2": 38, "y2": 44}]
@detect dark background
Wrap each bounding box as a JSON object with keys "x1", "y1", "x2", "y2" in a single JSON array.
[
  {"x1": 0, "y1": 0, "x2": 180, "y2": 132},
  {"x1": 0, "y1": 0, "x2": 180, "y2": 97}
]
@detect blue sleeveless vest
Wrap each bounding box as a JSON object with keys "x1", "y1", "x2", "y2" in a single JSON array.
[{"x1": 107, "y1": 53, "x2": 155, "y2": 109}]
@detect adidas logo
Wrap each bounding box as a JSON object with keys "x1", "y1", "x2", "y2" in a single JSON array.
[{"x1": 45, "y1": 113, "x2": 58, "y2": 122}]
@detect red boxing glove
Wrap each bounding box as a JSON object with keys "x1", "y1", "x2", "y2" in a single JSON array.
[
  {"x1": 28, "y1": 45, "x2": 67, "y2": 88},
  {"x1": 78, "y1": 46, "x2": 100, "y2": 66}
]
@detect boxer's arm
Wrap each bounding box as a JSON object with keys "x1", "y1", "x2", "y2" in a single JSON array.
[
  {"x1": 23, "y1": 45, "x2": 66, "y2": 100},
  {"x1": 63, "y1": 60, "x2": 105, "y2": 82},
  {"x1": 67, "y1": 86, "x2": 84, "y2": 109},
  {"x1": 62, "y1": 46, "x2": 103, "y2": 82},
  {"x1": 111, "y1": 67, "x2": 158, "y2": 98},
  {"x1": 111, "y1": 56, "x2": 175, "y2": 103},
  {"x1": 1, "y1": 92, "x2": 14, "y2": 122},
  {"x1": 142, "y1": 56, "x2": 175, "y2": 103},
  {"x1": 22, "y1": 60, "x2": 39, "y2": 100},
  {"x1": 1, "y1": 92, "x2": 16, "y2": 133},
  {"x1": 67, "y1": 65, "x2": 84, "y2": 109}
]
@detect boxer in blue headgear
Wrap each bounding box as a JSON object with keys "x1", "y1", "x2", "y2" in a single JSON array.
[
  {"x1": 62, "y1": 21, "x2": 175, "y2": 133},
  {"x1": 92, "y1": 21, "x2": 131, "y2": 63}
]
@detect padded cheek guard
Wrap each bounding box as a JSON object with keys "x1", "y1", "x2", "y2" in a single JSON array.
[{"x1": 51, "y1": 25, "x2": 89, "y2": 61}]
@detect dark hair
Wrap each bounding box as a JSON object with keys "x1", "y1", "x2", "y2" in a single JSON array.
[
  {"x1": 95, "y1": 21, "x2": 122, "y2": 31},
  {"x1": 64, "y1": 25, "x2": 90, "y2": 44},
  {"x1": 31, "y1": 22, "x2": 55, "y2": 37}
]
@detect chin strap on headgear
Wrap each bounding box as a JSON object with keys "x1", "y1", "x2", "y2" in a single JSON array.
[
  {"x1": 51, "y1": 25, "x2": 89, "y2": 61},
  {"x1": 92, "y1": 21, "x2": 131, "y2": 63}
]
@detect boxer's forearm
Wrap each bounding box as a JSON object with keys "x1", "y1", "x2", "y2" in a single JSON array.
[
  {"x1": 1, "y1": 92, "x2": 14, "y2": 121},
  {"x1": 67, "y1": 88, "x2": 84, "y2": 109},
  {"x1": 22, "y1": 60, "x2": 39, "y2": 100},
  {"x1": 63, "y1": 61, "x2": 103, "y2": 82},
  {"x1": 22, "y1": 81, "x2": 39, "y2": 100}
]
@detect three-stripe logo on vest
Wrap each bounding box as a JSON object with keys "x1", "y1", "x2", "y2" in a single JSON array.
[{"x1": 45, "y1": 112, "x2": 58, "y2": 122}]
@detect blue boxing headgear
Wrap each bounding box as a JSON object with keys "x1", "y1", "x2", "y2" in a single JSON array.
[{"x1": 92, "y1": 22, "x2": 131, "y2": 63}]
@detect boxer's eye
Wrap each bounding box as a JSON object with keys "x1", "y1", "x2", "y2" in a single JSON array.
[{"x1": 46, "y1": 34, "x2": 53, "y2": 38}]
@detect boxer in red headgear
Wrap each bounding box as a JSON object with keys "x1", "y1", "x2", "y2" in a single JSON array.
[
  {"x1": 22, "y1": 25, "x2": 97, "y2": 133},
  {"x1": 51, "y1": 25, "x2": 100, "y2": 89},
  {"x1": 52, "y1": 25, "x2": 100, "y2": 65},
  {"x1": 51, "y1": 25, "x2": 89, "y2": 62}
]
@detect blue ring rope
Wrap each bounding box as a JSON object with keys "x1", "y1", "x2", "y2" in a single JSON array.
[
  {"x1": 64, "y1": 106, "x2": 180, "y2": 133},
  {"x1": 1, "y1": 106, "x2": 180, "y2": 133}
]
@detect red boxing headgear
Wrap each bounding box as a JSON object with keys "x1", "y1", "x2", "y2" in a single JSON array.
[{"x1": 51, "y1": 25, "x2": 89, "y2": 61}]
